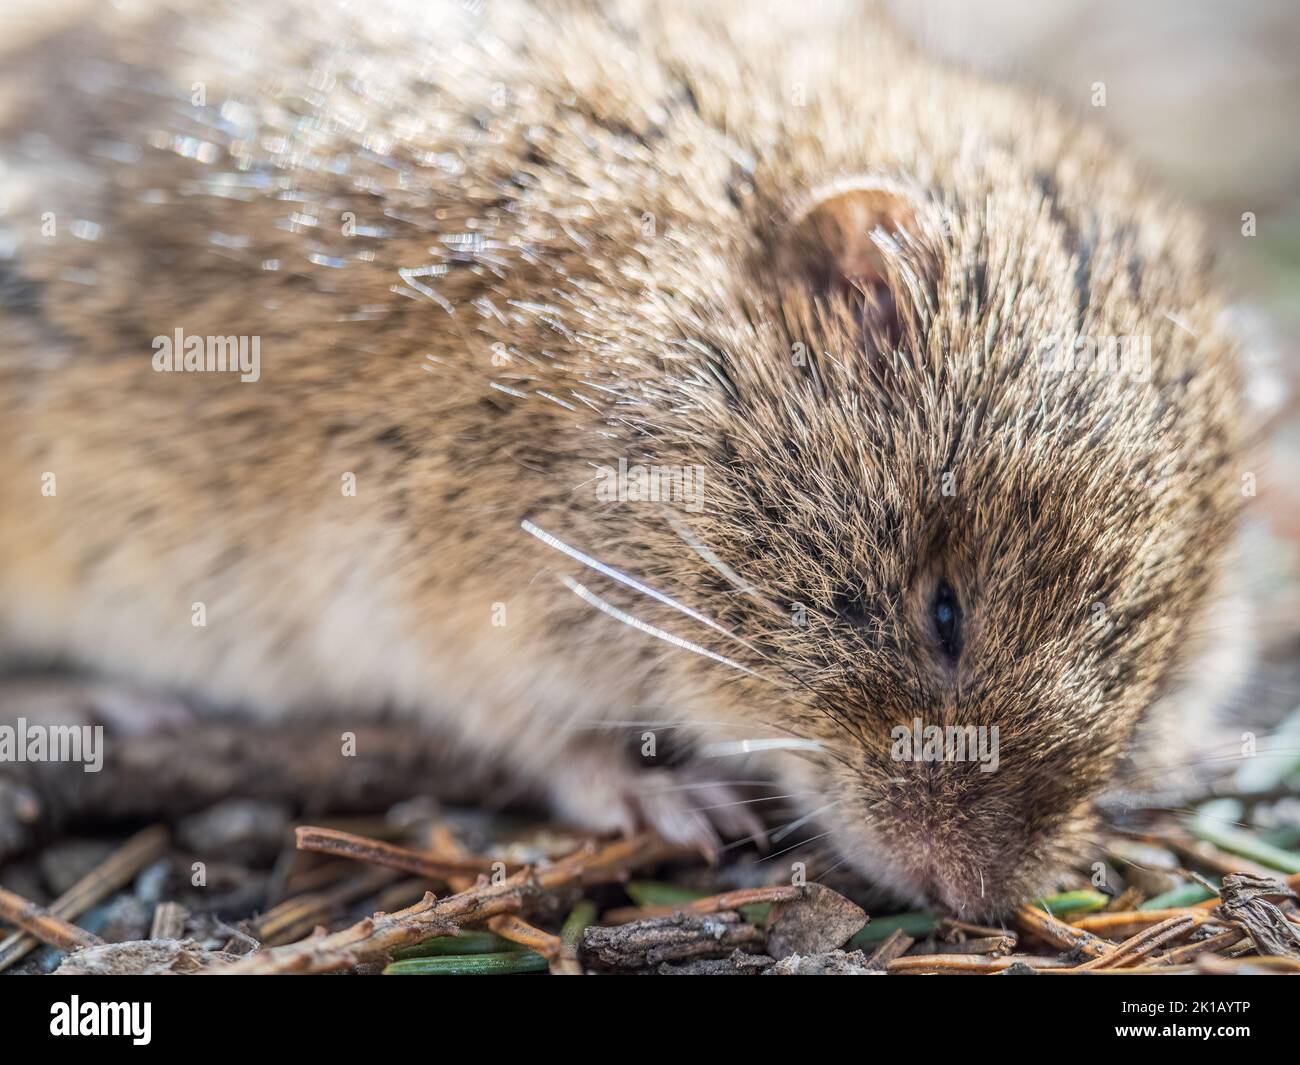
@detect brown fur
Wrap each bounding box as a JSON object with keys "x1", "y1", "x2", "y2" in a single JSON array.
[{"x1": 0, "y1": 0, "x2": 1252, "y2": 914}]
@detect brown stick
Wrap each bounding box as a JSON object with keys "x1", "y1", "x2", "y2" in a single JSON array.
[
  {"x1": 1157, "y1": 927, "x2": 1246, "y2": 965},
  {"x1": 424, "y1": 823, "x2": 567, "y2": 965},
  {"x1": 1196, "y1": 953, "x2": 1300, "y2": 974},
  {"x1": 488, "y1": 914, "x2": 566, "y2": 958},
  {"x1": 1073, "y1": 914, "x2": 1202, "y2": 971},
  {"x1": 149, "y1": 902, "x2": 188, "y2": 941},
  {"x1": 937, "y1": 917, "x2": 1014, "y2": 941},
  {"x1": 251, "y1": 867, "x2": 402, "y2": 946},
  {"x1": 0, "y1": 824, "x2": 166, "y2": 970},
  {"x1": 219, "y1": 833, "x2": 672, "y2": 974},
  {"x1": 294, "y1": 825, "x2": 512, "y2": 880},
  {"x1": 908, "y1": 935, "x2": 1018, "y2": 957},
  {"x1": 1105, "y1": 887, "x2": 1144, "y2": 913},
  {"x1": 865, "y1": 929, "x2": 916, "y2": 970},
  {"x1": 1014, "y1": 904, "x2": 1113, "y2": 960},
  {"x1": 368, "y1": 878, "x2": 440, "y2": 917},
  {"x1": 0, "y1": 886, "x2": 103, "y2": 953},
  {"x1": 1071, "y1": 908, "x2": 1215, "y2": 938},
  {"x1": 888, "y1": 953, "x2": 1073, "y2": 974},
  {"x1": 1036, "y1": 963, "x2": 1202, "y2": 975}
]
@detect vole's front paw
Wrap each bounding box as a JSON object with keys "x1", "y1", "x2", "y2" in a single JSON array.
[
  {"x1": 633, "y1": 767, "x2": 770, "y2": 858},
  {"x1": 548, "y1": 747, "x2": 766, "y2": 858}
]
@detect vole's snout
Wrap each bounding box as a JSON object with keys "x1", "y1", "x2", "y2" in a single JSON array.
[
  {"x1": 864, "y1": 762, "x2": 1042, "y2": 918},
  {"x1": 912, "y1": 848, "x2": 1011, "y2": 918},
  {"x1": 893, "y1": 840, "x2": 1033, "y2": 920},
  {"x1": 891, "y1": 833, "x2": 1020, "y2": 918}
]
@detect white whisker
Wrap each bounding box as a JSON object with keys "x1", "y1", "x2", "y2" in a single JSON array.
[
  {"x1": 643, "y1": 779, "x2": 784, "y2": 792},
  {"x1": 663, "y1": 511, "x2": 786, "y2": 618},
  {"x1": 534, "y1": 389, "x2": 577, "y2": 411},
  {"x1": 688, "y1": 793, "x2": 808, "y2": 812},
  {"x1": 813, "y1": 855, "x2": 851, "y2": 881},
  {"x1": 770, "y1": 799, "x2": 841, "y2": 843},
  {"x1": 524, "y1": 519, "x2": 765, "y2": 655},
  {"x1": 698, "y1": 737, "x2": 823, "y2": 757},
  {"x1": 558, "y1": 575, "x2": 769, "y2": 681},
  {"x1": 758, "y1": 828, "x2": 835, "y2": 862},
  {"x1": 561, "y1": 716, "x2": 835, "y2": 747},
  {"x1": 488, "y1": 381, "x2": 528, "y2": 398}
]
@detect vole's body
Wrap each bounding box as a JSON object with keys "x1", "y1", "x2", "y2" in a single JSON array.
[{"x1": 0, "y1": 0, "x2": 1253, "y2": 914}]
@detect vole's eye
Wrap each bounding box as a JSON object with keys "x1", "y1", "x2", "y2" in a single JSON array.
[{"x1": 932, "y1": 581, "x2": 961, "y2": 660}]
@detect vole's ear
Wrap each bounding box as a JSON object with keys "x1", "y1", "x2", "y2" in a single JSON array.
[{"x1": 782, "y1": 178, "x2": 921, "y2": 358}]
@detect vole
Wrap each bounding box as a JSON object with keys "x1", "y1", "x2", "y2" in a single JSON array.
[{"x1": 0, "y1": 0, "x2": 1260, "y2": 916}]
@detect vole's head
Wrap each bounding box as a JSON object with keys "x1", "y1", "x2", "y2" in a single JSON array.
[{"x1": 649, "y1": 177, "x2": 1247, "y2": 916}]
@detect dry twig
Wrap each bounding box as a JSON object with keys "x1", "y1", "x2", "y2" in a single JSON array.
[
  {"x1": 0, "y1": 824, "x2": 167, "y2": 972},
  {"x1": 865, "y1": 929, "x2": 915, "y2": 970},
  {"x1": 0, "y1": 886, "x2": 103, "y2": 954},
  {"x1": 294, "y1": 826, "x2": 509, "y2": 880},
  {"x1": 1072, "y1": 914, "x2": 1202, "y2": 971},
  {"x1": 220, "y1": 833, "x2": 672, "y2": 974},
  {"x1": 1014, "y1": 904, "x2": 1113, "y2": 960},
  {"x1": 424, "y1": 822, "x2": 570, "y2": 968}
]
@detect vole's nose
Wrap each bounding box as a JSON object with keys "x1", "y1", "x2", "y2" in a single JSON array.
[
  {"x1": 876, "y1": 763, "x2": 1027, "y2": 918},
  {"x1": 919, "y1": 860, "x2": 997, "y2": 917}
]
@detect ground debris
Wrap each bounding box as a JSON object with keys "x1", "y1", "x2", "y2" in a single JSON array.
[
  {"x1": 766, "y1": 883, "x2": 867, "y2": 959},
  {"x1": 658, "y1": 949, "x2": 773, "y2": 975},
  {"x1": 54, "y1": 938, "x2": 243, "y2": 975},
  {"x1": 1216, "y1": 873, "x2": 1300, "y2": 958},
  {"x1": 5, "y1": 758, "x2": 1297, "y2": 977},
  {"x1": 582, "y1": 911, "x2": 764, "y2": 971},
  {"x1": 764, "y1": 949, "x2": 879, "y2": 975}
]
